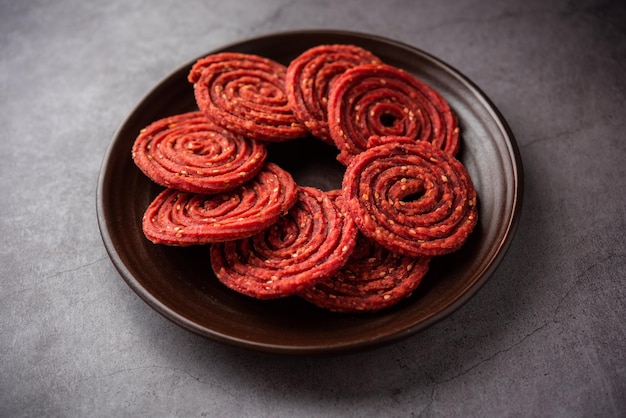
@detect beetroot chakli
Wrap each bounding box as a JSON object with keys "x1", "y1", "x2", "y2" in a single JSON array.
[
  {"x1": 131, "y1": 111, "x2": 267, "y2": 194},
  {"x1": 210, "y1": 187, "x2": 358, "y2": 299},
  {"x1": 327, "y1": 63, "x2": 460, "y2": 165},
  {"x1": 342, "y1": 136, "x2": 477, "y2": 257},
  {"x1": 189, "y1": 52, "x2": 307, "y2": 142},
  {"x1": 142, "y1": 162, "x2": 298, "y2": 245}
]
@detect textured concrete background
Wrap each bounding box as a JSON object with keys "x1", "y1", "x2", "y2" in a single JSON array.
[{"x1": 1, "y1": 0, "x2": 625, "y2": 416}]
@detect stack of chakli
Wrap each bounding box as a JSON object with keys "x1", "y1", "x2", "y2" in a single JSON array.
[{"x1": 130, "y1": 44, "x2": 478, "y2": 313}]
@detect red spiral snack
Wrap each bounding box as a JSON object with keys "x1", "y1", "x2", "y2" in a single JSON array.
[
  {"x1": 342, "y1": 136, "x2": 477, "y2": 257},
  {"x1": 300, "y1": 234, "x2": 430, "y2": 313},
  {"x1": 285, "y1": 44, "x2": 382, "y2": 144},
  {"x1": 142, "y1": 163, "x2": 298, "y2": 246},
  {"x1": 188, "y1": 52, "x2": 307, "y2": 142},
  {"x1": 132, "y1": 111, "x2": 267, "y2": 194},
  {"x1": 328, "y1": 63, "x2": 460, "y2": 165},
  {"x1": 210, "y1": 186, "x2": 358, "y2": 299}
]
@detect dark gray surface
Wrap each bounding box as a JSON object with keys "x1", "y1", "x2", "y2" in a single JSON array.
[{"x1": 1, "y1": 0, "x2": 625, "y2": 416}]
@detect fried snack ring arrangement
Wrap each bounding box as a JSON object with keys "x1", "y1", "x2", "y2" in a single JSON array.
[
  {"x1": 132, "y1": 44, "x2": 478, "y2": 313},
  {"x1": 132, "y1": 111, "x2": 267, "y2": 194},
  {"x1": 327, "y1": 63, "x2": 460, "y2": 165},
  {"x1": 188, "y1": 52, "x2": 307, "y2": 142},
  {"x1": 285, "y1": 44, "x2": 382, "y2": 144},
  {"x1": 142, "y1": 163, "x2": 298, "y2": 246},
  {"x1": 210, "y1": 187, "x2": 358, "y2": 299},
  {"x1": 300, "y1": 234, "x2": 430, "y2": 313},
  {"x1": 343, "y1": 136, "x2": 477, "y2": 257}
]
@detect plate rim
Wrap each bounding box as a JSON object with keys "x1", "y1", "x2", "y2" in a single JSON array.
[{"x1": 96, "y1": 29, "x2": 524, "y2": 355}]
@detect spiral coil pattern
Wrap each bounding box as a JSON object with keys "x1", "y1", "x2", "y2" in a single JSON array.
[
  {"x1": 132, "y1": 111, "x2": 267, "y2": 194},
  {"x1": 210, "y1": 187, "x2": 358, "y2": 299},
  {"x1": 342, "y1": 136, "x2": 477, "y2": 257},
  {"x1": 142, "y1": 163, "x2": 298, "y2": 245},
  {"x1": 328, "y1": 64, "x2": 459, "y2": 165},
  {"x1": 189, "y1": 52, "x2": 306, "y2": 142}
]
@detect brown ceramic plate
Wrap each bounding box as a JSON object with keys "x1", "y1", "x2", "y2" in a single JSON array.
[{"x1": 97, "y1": 30, "x2": 523, "y2": 355}]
